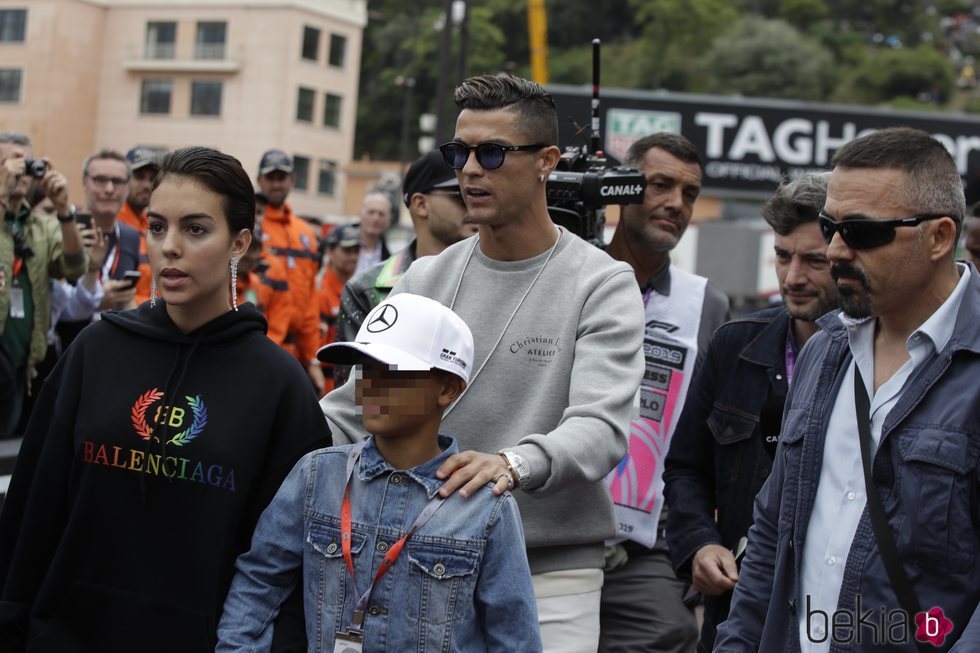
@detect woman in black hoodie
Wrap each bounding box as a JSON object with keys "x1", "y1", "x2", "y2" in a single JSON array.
[{"x1": 0, "y1": 147, "x2": 331, "y2": 652}]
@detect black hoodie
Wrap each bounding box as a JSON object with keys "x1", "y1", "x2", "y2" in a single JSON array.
[{"x1": 0, "y1": 302, "x2": 332, "y2": 652}]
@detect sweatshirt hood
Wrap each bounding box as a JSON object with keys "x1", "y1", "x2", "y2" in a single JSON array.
[{"x1": 102, "y1": 301, "x2": 268, "y2": 345}]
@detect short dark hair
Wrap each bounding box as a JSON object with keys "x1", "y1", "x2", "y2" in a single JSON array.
[
  {"x1": 453, "y1": 73, "x2": 559, "y2": 145},
  {"x1": 83, "y1": 149, "x2": 130, "y2": 179},
  {"x1": 154, "y1": 146, "x2": 255, "y2": 236},
  {"x1": 831, "y1": 127, "x2": 964, "y2": 241},
  {"x1": 762, "y1": 172, "x2": 831, "y2": 236},
  {"x1": 624, "y1": 132, "x2": 703, "y2": 170}
]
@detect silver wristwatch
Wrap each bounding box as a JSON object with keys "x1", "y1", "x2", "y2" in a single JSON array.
[{"x1": 496, "y1": 449, "x2": 530, "y2": 489}]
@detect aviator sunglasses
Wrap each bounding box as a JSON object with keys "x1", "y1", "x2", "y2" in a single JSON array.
[
  {"x1": 439, "y1": 141, "x2": 548, "y2": 170},
  {"x1": 818, "y1": 212, "x2": 950, "y2": 250}
]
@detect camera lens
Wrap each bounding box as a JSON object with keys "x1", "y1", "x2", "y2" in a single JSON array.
[{"x1": 27, "y1": 159, "x2": 47, "y2": 179}]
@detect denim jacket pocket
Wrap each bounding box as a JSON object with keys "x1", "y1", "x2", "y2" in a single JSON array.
[
  {"x1": 895, "y1": 428, "x2": 978, "y2": 573},
  {"x1": 406, "y1": 540, "x2": 480, "y2": 631},
  {"x1": 308, "y1": 520, "x2": 367, "y2": 637},
  {"x1": 708, "y1": 404, "x2": 758, "y2": 446}
]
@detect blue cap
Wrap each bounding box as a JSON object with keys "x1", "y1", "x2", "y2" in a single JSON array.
[
  {"x1": 326, "y1": 223, "x2": 361, "y2": 248},
  {"x1": 258, "y1": 149, "x2": 293, "y2": 175},
  {"x1": 126, "y1": 146, "x2": 159, "y2": 172}
]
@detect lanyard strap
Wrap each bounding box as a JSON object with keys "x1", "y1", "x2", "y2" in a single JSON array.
[
  {"x1": 340, "y1": 441, "x2": 446, "y2": 632},
  {"x1": 853, "y1": 366, "x2": 931, "y2": 653}
]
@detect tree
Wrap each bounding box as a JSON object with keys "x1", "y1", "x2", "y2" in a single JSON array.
[
  {"x1": 701, "y1": 16, "x2": 835, "y2": 100},
  {"x1": 833, "y1": 45, "x2": 956, "y2": 104}
]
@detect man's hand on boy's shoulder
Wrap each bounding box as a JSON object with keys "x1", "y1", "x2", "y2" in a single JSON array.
[{"x1": 436, "y1": 450, "x2": 515, "y2": 498}]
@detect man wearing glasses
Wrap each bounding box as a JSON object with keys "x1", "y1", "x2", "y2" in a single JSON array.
[
  {"x1": 716, "y1": 127, "x2": 979, "y2": 652},
  {"x1": 332, "y1": 150, "x2": 477, "y2": 385},
  {"x1": 57, "y1": 150, "x2": 140, "y2": 348},
  {"x1": 321, "y1": 73, "x2": 645, "y2": 650}
]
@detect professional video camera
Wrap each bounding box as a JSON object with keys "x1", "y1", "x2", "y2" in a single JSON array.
[{"x1": 546, "y1": 39, "x2": 646, "y2": 246}]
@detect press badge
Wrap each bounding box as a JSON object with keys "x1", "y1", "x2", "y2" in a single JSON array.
[
  {"x1": 333, "y1": 630, "x2": 363, "y2": 653},
  {"x1": 9, "y1": 287, "x2": 25, "y2": 318}
]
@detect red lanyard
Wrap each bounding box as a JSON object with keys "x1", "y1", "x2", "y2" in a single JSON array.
[
  {"x1": 340, "y1": 440, "x2": 446, "y2": 632},
  {"x1": 12, "y1": 257, "x2": 23, "y2": 278}
]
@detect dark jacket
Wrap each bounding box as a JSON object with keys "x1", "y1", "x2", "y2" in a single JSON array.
[
  {"x1": 0, "y1": 302, "x2": 332, "y2": 652},
  {"x1": 715, "y1": 271, "x2": 980, "y2": 652},
  {"x1": 664, "y1": 306, "x2": 790, "y2": 651}
]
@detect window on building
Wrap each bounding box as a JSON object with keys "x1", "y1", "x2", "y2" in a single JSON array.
[
  {"x1": 0, "y1": 9, "x2": 27, "y2": 42},
  {"x1": 296, "y1": 86, "x2": 315, "y2": 122},
  {"x1": 301, "y1": 26, "x2": 320, "y2": 62},
  {"x1": 318, "y1": 159, "x2": 336, "y2": 196},
  {"x1": 195, "y1": 21, "x2": 226, "y2": 60},
  {"x1": 323, "y1": 93, "x2": 342, "y2": 128},
  {"x1": 293, "y1": 155, "x2": 310, "y2": 191},
  {"x1": 190, "y1": 80, "x2": 222, "y2": 116},
  {"x1": 0, "y1": 69, "x2": 22, "y2": 103},
  {"x1": 140, "y1": 79, "x2": 172, "y2": 114},
  {"x1": 145, "y1": 21, "x2": 176, "y2": 59},
  {"x1": 328, "y1": 33, "x2": 347, "y2": 68}
]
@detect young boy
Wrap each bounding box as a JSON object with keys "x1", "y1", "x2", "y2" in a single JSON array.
[{"x1": 217, "y1": 293, "x2": 541, "y2": 652}]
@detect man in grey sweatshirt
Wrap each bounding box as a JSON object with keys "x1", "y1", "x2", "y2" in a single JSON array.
[{"x1": 319, "y1": 73, "x2": 645, "y2": 651}]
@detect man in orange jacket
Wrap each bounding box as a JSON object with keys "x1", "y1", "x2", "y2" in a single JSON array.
[
  {"x1": 256, "y1": 149, "x2": 325, "y2": 393},
  {"x1": 238, "y1": 228, "x2": 291, "y2": 346},
  {"x1": 317, "y1": 223, "x2": 360, "y2": 394},
  {"x1": 117, "y1": 146, "x2": 158, "y2": 306}
]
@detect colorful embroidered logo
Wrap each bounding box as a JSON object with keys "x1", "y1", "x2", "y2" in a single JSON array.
[
  {"x1": 131, "y1": 388, "x2": 208, "y2": 446},
  {"x1": 915, "y1": 607, "x2": 954, "y2": 647}
]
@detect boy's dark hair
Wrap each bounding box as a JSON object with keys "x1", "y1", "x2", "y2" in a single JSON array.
[
  {"x1": 762, "y1": 172, "x2": 831, "y2": 236},
  {"x1": 624, "y1": 132, "x2": 703, "y2": 171},
  {"x1": 154, "y1": 146, "x2": 256, "y2": 235},
  {"x1": 831, "y1": 127, "x2": 964, "y2": 242},
  {"x1": 453, "y1": 74, "x2": 559, "y2": 145}
]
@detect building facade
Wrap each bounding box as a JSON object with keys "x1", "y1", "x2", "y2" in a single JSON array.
[{"x1": 0, "y1": 0, "x2": 366, "y2": 218}]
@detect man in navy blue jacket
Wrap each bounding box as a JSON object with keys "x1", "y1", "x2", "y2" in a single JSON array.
[
  {"x1": 663, "y1": 171, "x2": 838, "y2": 652},
  {"x1": 715, "y1": 127, "x2": 979, "y2": 652}
]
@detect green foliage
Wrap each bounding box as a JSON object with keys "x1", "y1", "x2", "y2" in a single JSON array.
[
  {"x1": 834, "y1": 45, "x2": 956, "y2": 104},
  {"x1": 779, "y1": 0, "x2": 828, "y2": 30},
  {"x1": 701, "y1": 17, "x2": 835, "y2": 100},
  {"x1": 961, "y1": 95, "x2": 980, "y2": 115}
]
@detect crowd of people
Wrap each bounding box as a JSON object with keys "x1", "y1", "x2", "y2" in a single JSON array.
[{"x1": 0, "y1": 72, "x2": 978, "y2": 653}]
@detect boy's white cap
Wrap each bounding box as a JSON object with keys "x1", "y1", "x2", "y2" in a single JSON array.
[{"x1": 316, "y1": 293, "x2": 474, "y2": 384}]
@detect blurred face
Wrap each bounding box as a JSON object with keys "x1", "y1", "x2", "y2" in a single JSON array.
[
  {"x1": 824, "y1": 167, "x2": 935, "y2": 319},
  {"x1": 424, "y1": 189, "x2": 476, "y2": 247},
  {"x1": 329, "y1": 244, "x2": 361, "y2": 277},
  {"x1": 83, "y1": 158, "x2": 130, "y2": 221},
  {"x1": 773, "y1": 222, "x2": 839, "y2": 323},
  {"x1": 453, "y1": 108, "x2": 552, "y2": 228},
  {"x1": 619, "y1": 147, "x2": 701, "y2": 253},
  {"x1": 147, "y1": 176, "x2": 250, "y2": 320},
  {"x1": 360, "y1": 194, "x2": 391, "y2": 239},
  {"x1": 0, "y1": 142, "x2": 33, "y2": 202},
  {"x1": 256, "y1": 170, "x2": 293, "y2": 208},
  {"x1": 128, "y1": 167, "x2": 157, "y2": 213},
  {"x1": 965, "y1": 217, "x2": 980, "y2": 269},
  {"x1": 354, "y1": 363, "x2": 445, "y2": 438}
]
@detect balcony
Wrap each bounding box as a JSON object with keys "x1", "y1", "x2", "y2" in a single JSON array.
[{"x1": 124, "y1": 47, "x2": 240, "y2": 74}]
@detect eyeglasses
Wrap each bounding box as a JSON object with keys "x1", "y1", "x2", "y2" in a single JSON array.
[
  {"x1": 439, "y1": 141, "x2": 548, "y2": 170},
  {"x1": 818, "y1": 212, "x2": 950, "y2": 250},
  {"x1": 87, "y1": 175, "x2": 129, "y2": 189}
]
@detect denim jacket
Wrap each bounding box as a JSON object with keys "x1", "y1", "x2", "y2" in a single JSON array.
[
  {"x1": 715, "y1": 270, "x2": 980, "y2": 653},
  {"x1": 663, "y1": 306, "x2": 790, "y2": 651},
  {"x1": 217, "y1": 435, "x2": 542, "y2": 653}
]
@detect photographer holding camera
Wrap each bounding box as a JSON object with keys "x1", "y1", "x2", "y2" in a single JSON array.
[{"x1": 0, "y1": 131, "x2": 86, "y2": 439}]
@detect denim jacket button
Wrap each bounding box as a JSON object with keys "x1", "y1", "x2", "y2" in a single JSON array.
[
  {"x1": 326, "y1": 542, "x2": 338, "y2": 554},
  {"x1": 433, "y1": 562, "x2": 446, "y2": 577},
  {"x1": 368, "y1": 605, "x2": 381, "y2": 616},
  {"x1": 377, "y1": 541, "x2": 389, "y2": 553},
  {"x1": 390, "y1": 474, "x2": 403, "y2": 485}
]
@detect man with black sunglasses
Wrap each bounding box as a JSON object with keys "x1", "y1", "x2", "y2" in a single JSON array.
[
  {"x1": 717, "y1": 127, "x2": 979, "y2": 652},
  {"x1": 321, "y1": 73, "x2": 645, "y2": 651}
]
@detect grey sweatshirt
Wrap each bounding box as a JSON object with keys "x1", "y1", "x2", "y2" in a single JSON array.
[{"x1": 320, "y1": 229, "x2": 645, "y2": 573}]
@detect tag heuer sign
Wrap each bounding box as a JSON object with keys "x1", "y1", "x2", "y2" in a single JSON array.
[{"x1": 606, "y1": 109, "x2": 682, "y2": 161}]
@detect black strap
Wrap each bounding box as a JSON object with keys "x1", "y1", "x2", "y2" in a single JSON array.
[{"x1": 853, "y1": 366, "x2": 931, "y2": 653}]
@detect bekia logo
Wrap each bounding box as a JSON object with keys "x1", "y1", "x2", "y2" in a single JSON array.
[
  {"x1": 367, "y1": 304, "x2": 398, "y2": 333},
  {"x1": 806, "y1": 595, "x2": 954, "y2": 647}
]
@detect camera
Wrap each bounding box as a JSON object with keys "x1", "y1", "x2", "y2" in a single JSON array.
[
  {"x1": 11, "y1": 228, "x2": 34, "y2": 261},
  {"x1": 23, "y1": 159, "x2": 47, "y2": 179}
]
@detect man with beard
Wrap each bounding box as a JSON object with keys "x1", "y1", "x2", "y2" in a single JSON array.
[
  {"x1": 662, "y1": 172, "x2": 839, "y2": 652},
  {"x1": 599, "y1": 132, "x2": 729, "y2": 653},
  {"x1": 716, "y1": 127, "x2": 979, "y2": 651},
  {"x1": 118, "y1": 146, "x2": 158, "y2": 305}
]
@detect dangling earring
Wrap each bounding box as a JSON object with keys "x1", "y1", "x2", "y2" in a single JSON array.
[
  {"x1": 539, "y1": 173, "x2": 545, "y2": 183},
  {"x1": 150, "y1": 276, "x2": 157, "y2": 308},
  {"x1": 230, "y1": 256, "x2": 240, "y2": 311}
]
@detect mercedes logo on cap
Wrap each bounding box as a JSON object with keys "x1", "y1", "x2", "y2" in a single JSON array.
[{"x1": 366, "y1": 303, "x2": 399, "y2": 333}]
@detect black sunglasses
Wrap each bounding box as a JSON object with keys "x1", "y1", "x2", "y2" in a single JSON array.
[
  {"x1": 439, "y1": 141, "x2": 548, "y2": 170},
  {"x1": 818, "y1": 212, "x2": 949, "y2": 250}
]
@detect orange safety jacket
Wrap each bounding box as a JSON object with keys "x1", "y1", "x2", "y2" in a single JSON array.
[
  {"x1": 261, "y1": 202, "x2": 321, "y2": 366},
  {"x1": 117, "y1": 203, "x2": 153, "y2": 306},
  {"x1": 238, "y1": 255, "x2": 291, "y2": 346}
]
